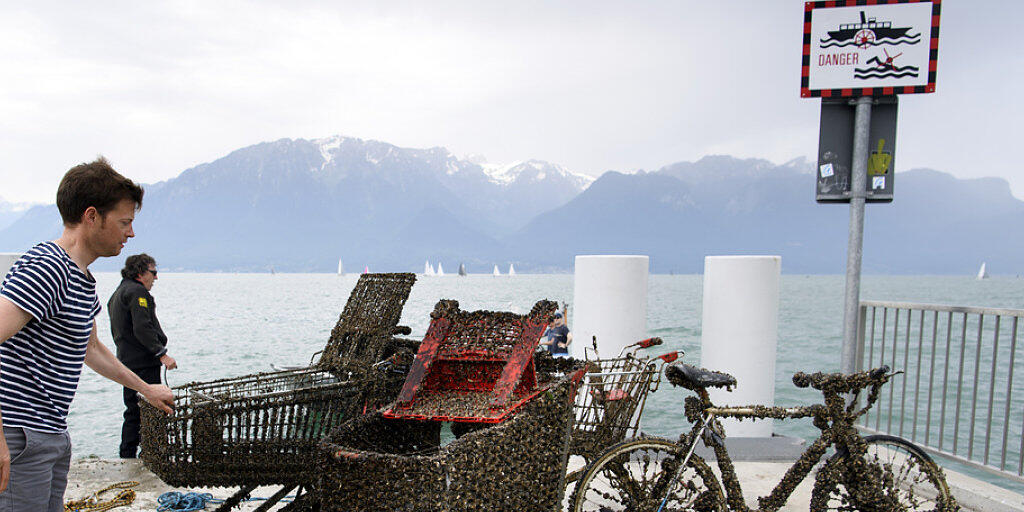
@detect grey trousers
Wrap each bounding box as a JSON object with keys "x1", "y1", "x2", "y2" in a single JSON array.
[{"x1": 0, "y1": 426, "x2": 72, "y2": 512}]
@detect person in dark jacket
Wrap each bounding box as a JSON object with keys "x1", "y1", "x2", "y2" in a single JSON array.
[
  {"x1": 108, "y1": 253, "x2": 177, "y2": 458},
  {"x1": 541, "y1": 307, "x2": 572, "y2": 358}
]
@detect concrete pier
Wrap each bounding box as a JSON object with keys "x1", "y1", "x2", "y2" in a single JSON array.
[{"x1": 66, "y1": 457, "x2": 1023, "y2": 511}]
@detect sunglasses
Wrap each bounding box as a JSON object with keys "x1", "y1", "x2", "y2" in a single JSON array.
[{"x1": 147, "y1": 269, "x2": 158, "y2": 276}]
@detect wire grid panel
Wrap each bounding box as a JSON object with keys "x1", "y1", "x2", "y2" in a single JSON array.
[
  {"x1": 426, "y1": 299, "x2": 558, "y2": 359},
  {"x1": 140, "y1": 367, "x2": 399, "y2": 487},
  {"x1": 317, "y1": 272, "x2": 416, "y2": 371},
  {"x1": 569, "y1": 355, "x2": 659, "y2": 461}
]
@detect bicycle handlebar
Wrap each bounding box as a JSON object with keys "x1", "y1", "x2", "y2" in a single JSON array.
[
  {"x1": 656, "y1": 351, "x2": 679, "y2": 364},
  {"x1": 635, "y1": 337, "x2": 663, "y2": 349},
  {"x1": 792, "y1": 365, "x2": 891, "y2": 393}
]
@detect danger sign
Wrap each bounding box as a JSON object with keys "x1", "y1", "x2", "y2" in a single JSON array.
[{"x1": 801, "y1": 0, "x2": 940, "y2": 97}]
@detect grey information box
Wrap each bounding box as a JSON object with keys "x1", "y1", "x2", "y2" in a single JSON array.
[{"x1": 816, "y1": 96, "x2": 897, "y2": 203}]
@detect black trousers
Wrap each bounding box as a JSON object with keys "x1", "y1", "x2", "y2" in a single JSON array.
[{"x1": 120, "y1": 365, "x2": 161, "y2": 458}]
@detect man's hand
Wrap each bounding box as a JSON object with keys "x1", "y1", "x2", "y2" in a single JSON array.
[
  {"x1": 0, "y1": 435, "x2": 8, "y2": 493},
  {"x1": 159, "y1": 354, "x2": 177, "y2": 370},
  {"x1": 140, "y1": 384, "x2": 175, "y2": 414}
]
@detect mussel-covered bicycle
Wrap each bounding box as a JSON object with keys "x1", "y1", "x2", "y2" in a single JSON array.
[{"x1": 570, "y1": 360, "x2": 958, "y2": 511}]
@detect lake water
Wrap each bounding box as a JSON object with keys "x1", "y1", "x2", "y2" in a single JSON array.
[{"x1": 67, "y1": 273, "x2": 1024, "y2": 487}]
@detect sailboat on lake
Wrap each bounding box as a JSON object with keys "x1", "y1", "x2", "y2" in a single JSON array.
[
  {"x1": 424, "y1": 261, "x2": 435, "y2": 276},
  {"x1": 493, "y1": 265, "x2": 500, "y2": 276},
  {"x1": 458, "y1": 263, "x2": 467, "y2": 276},
  {"x1": 337, "y1": 259, "x2": 344, "y2": 276},
  {"x1": 977, "y1": 263, "x2": 989, "y2": 280},
  {"x1": 437, "y1": 263, "x2": 445, "y2": 276},
  {"x1": 508, "y1": 263, "x2": 516, "y2": 276}
]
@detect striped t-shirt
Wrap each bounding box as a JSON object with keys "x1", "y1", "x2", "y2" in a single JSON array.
[{"x1": 0, "y1": 241, "x2": 101, "y2": 433}]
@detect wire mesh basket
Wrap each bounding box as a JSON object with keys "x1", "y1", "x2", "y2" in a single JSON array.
[
  {"x1": 140, "y1": 364, "x2": 398, "y2": 487},
  {"x1": 568, "y1": 341, "x2": 675, "y2": 462},
  {"x1": 139, "y1": 273, "x2": 416, "y2": 488}
]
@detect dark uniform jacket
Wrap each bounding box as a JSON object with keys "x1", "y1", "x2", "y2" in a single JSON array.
[{"x1": 108, "y1": 278, "x2": 167, "y2": 369}]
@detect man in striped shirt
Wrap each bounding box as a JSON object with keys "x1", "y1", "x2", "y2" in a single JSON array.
[{"x1": 0, "y1": 158, "x2": 175, "y2": 511}]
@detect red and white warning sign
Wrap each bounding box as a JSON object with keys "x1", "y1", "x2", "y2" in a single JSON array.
[{"x1": 801, "y1": 0, "x2": 940, "y2": 97}]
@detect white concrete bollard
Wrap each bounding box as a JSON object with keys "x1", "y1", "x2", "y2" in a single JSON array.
[
  {"x1": 700, "y1": 255, "x2": 780, "y2": 438},
  {"x1": 0, "y1": 253, "x2": 21, "y2": 281},
  {"x1": 571, "y1": 255, "x2": 649, "y2": 360}
]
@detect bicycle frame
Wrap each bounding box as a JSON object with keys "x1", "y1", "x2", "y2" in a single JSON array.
[{"x1": 662, "y1": 373, "x2": 889, "y2": 512}]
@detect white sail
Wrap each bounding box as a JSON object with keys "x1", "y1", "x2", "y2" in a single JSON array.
[
  {"x1": 363, "y1": 265, "x2": 369, "y2": 274},
  {"x1": 493, "y1": 265, "x2": 500, "y2": 276},
  {"x1": 424, "y1": 261, "x2": 434, "y2": 276},
  {"x1": 437, "y1": 263, "x2": 445, "y2": 276},
  {"x1": 508, "y1": 263, "x2": 516, "y2": 276},
  {"x1": 337, "y1": 259, "x2": 344, "y2": 275},
  {"x1": 977, "y1": 262, "x2": 989, "y2": 280}
]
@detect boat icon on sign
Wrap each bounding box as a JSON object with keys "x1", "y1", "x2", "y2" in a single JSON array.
[{"x1": 820, "y1": 11, "x2": 920, "y2": 49}]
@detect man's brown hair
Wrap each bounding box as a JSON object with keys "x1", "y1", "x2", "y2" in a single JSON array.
[{"x1": 56, "y1": 157, "x2": 144, "y2": 225}]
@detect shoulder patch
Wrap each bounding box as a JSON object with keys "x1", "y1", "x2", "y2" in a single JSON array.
[{"x1": 138, "y1": 297, "x2": 148, "y2": 308}]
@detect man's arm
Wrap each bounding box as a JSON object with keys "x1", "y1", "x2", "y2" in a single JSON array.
[
  {"x1": 84, "y1": 322, "x2": 174, "y2": 414},
  {"x1": 0, "y1": 297, "x2": 31, "y2": 345},
  {"x1": 0, "y1": 297, "x2": 32, "y2": 493},
  {"x1": 127, "y1": 290, "x2": 169, "y2": 361}
]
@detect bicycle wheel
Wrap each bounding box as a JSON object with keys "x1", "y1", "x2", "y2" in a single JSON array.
[
  {"x1": 810, "y1": 434, "x2": 958, "y2": 512},
  {"x1": 570, "y1": 438, "x2": 726, "y2": 512}
]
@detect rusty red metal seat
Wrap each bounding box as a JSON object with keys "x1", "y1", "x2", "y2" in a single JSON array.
[{"x1": 383, "y1": 299, "x2": 558, "y2": 423}]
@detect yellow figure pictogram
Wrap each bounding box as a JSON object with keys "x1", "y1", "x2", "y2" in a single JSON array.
[
  {"x1": 868, "y1": 138, "x2": 891, "y2": 176},
  {"x1": 138, "y1": 297, "x2": 148, "y2": 308}
]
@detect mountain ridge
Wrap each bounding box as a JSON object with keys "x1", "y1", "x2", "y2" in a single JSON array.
[{"x1": 1, "y1": 138, "x2": 1020, "y2": 275}]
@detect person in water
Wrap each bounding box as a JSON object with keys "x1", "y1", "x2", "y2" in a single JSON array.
[{"x1": 0, "y1": 158, "x2": 174, "y2": 511}]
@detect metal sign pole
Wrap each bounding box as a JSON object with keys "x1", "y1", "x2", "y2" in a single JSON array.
[{"x1": 841, "y1": 96, "x2": 873, "y2": 374}]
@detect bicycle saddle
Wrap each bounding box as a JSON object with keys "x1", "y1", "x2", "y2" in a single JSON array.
[{"x1": 665, "y1": 363, "x2": 736, "y2": 391}]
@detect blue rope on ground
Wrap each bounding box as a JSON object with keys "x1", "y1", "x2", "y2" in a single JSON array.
[
  {"x1": 156, "y1": 491, "x2": 222, "y2": 511},
  {"x1": 156, "y1": 491, "x2": 296, "y2": 510}
]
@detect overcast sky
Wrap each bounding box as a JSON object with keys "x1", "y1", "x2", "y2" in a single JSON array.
[{"x1": 0, "y1": 1, "x2": 1018, "y2": 204}]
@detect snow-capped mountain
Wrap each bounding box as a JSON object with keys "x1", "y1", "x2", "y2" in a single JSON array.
[
  {"x1": 0, "y1": 136, "x2": 596, "y2": 271},
  {"x1": 307, "y1": 136, "x2": 591, "y2": 231},
  {"x1": 481, "y1": 159, "x2": 594, "y2": 189}
]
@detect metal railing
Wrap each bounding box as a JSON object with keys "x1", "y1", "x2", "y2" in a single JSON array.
[{"x1": 856, "y1": 300, "x2": 1024, "y2": 482}]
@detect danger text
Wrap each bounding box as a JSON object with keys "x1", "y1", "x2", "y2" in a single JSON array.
[{"x1": 818, "y1": 53, "x2": 859, "y2": 66}]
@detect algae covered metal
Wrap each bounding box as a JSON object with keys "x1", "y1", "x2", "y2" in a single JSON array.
[
  {"x1": 317, "y1": 300, "x2": 586, "y2": 512},
  {"x1": 139, "y1": 273, "x2": 416, "y2": 489}
]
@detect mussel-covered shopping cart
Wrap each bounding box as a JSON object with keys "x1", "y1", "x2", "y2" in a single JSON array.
[
  {"x1": 316, "y1": 299, "x2": 587, "y2": 512},
  {"x1": 139, "y1": 273, "x2": 417, "y2": 510}
]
